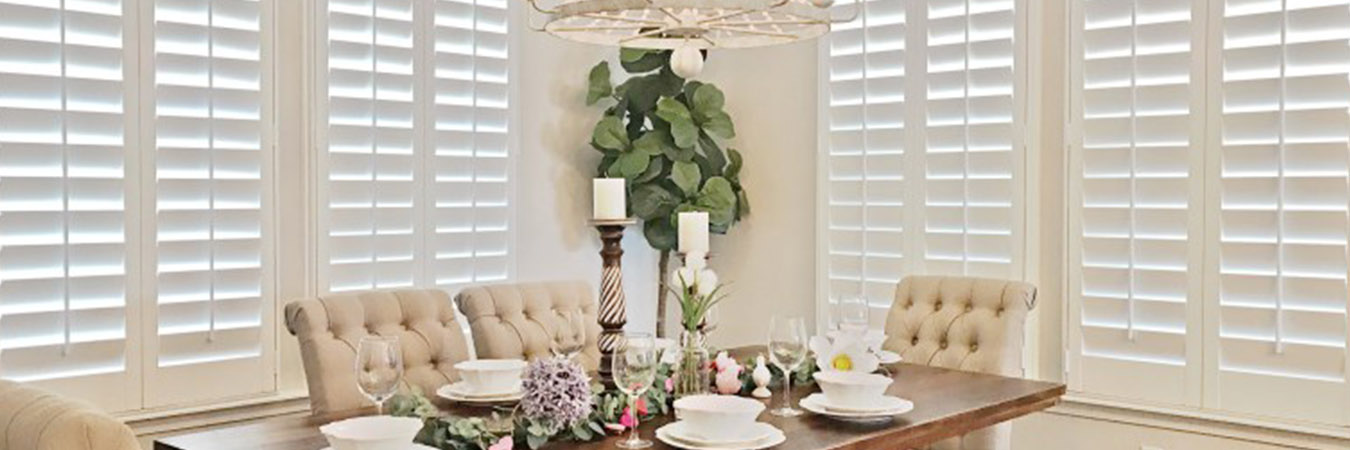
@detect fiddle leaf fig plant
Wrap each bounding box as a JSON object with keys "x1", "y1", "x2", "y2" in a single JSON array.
[{"x1": 585, "y1": 49, "x2": 749, "y2": 336}]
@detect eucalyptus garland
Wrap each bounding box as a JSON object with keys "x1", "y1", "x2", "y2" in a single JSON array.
[{"x1": 387, "y1": 356, "x2": 816, "y2": 450}]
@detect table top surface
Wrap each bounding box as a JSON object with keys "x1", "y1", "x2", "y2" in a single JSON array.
[{"x1": 155, "y1": 346, "x2": 1065, "y2": 450}]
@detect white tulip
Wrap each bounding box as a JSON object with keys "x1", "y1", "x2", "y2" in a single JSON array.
[
  {"x1": 675, "y1": 267, "x2": 698, "y2": 289},
  {"x1": 697, "y1": 269, "x2": 719, "y2": 296}
]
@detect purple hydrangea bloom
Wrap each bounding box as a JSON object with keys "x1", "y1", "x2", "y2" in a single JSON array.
[{"x1": 520, "y1": 357, "x2": 593, "y2": 430}]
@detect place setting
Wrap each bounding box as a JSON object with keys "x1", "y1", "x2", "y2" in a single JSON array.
[
  {"x1": 435, "y1": 359, "x2": 528, "y2": 404},
  {"x1": 655, "y1": 395, "x2": 785, "y2": 450}
]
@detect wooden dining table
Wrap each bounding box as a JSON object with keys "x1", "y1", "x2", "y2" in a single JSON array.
[{"x1": 155, "y1": 346, "x2": 1064, "y2": 450}]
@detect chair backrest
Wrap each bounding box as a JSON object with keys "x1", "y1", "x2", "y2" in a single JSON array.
[
  {"x1": 285, "y1": 289, "x2": 471, "y2": 415},
  {"x1": 455, "y1": 281, "x2": 602, "y2": 371},
  {"x1": 881, "y1": 275, "x2": 1037, "y2": 450},
  {"x1": 0, "y1": 380, "x2": 140, "y2": 450}
]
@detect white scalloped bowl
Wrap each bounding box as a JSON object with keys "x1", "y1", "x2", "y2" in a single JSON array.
[
  {"x1": 454, "y1": 359, "x2": 527, "y2": 394},
  {"x1": 319, "y1": 416, "x2": 423, "y2": 450},
  {"x1": 673, "y1": 394, "x2": 765, "y2": 441},
  {"x1": 813, "y1": 371, "x2": 893, "y2": 409}
]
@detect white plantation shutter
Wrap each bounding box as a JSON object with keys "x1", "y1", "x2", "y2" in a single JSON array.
[
  {"x1": 429, "y1": 0, "x2": 510, "y2": 289},
  {"x1": 320, "y1": 0, "x2": 422, "y2": 292},
  {"x1": 1068, "y1": 0, "x2": 1350, "y2": 425},
  {"x1": 318, "y1": 0, "x2": 512, "y2": 294},
  {"x1": 1212, "y1": 0, "x2": 1350, "y2": 424},
  {"x1": 922, "y1": 0, "x2": 1020, "y2": 279},
  {"x1": 823, "y1": 0, "x2": 907, "y2": 323},
  {"x1": 147, "y1": 0, "x2": 273, "y2": 406},
  {"x1": 1068, "y1": 0, "x2": 1203, "y2": 406},
  {"x1": 822, "y1": 0, "x2": 1022, "y2": 323},
  {"x1": 0, "y1": 0, "x2": 138, "y2": 410}
]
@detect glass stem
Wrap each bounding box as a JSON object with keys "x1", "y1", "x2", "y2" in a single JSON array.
[
  {"x1": 627, "y1": 394, "x2": 639, "y2": 442},
  {"x1": 375, "y1": 398, "x2": 384, "y2": 415},
  {"x1": 781, "y1": 368, "x2": 792, "y2": 409}
]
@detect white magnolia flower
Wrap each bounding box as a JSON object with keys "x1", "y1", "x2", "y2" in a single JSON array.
[{"x1": 810, "y1": 334, "x2": 879, "y2": 373}]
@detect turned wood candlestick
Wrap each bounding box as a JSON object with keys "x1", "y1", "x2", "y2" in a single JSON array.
[{"x1": 594, "y1": 218, "x2": 636, "y2": 388}]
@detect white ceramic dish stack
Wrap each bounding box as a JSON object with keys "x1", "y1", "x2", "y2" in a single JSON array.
[
  {"x1": 805, "y1": 371, "x2": 914, "y2": 421},
  {"x1": 656, "y1": 395, "x2": 784, "y2": 450},
  {"x1": 319, "y1": 416, "x2": 430, "y2": 450},
  {"x1": 438, "y1": 359, "x2": 527, "y2": 403}
]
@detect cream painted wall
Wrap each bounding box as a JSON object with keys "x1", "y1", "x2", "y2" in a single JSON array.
[{"x1": 512, "y1": 5, "x2": 820, "y2": 346}]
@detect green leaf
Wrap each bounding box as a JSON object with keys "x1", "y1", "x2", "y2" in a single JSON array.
[
  {"x1": 631, "y1": 184, "x2": 677, "y2": 219},
  {"x1": 527, "y1": 433, "x2": 549, "y2": 449},
  {"x1": 692, "y1": 83, "x2": 725, "y2": 116},
  {"x1": 616, "y1": 151, "x2": 650, "y2": 179},
  {"x1": 635, "y1": 155, "x2": 666, "y2": 183},
  {"x1": 643, "y1": 219, "x2": 678, "y2": 250},
  {"x1": 620, "y1": 48, "x2": 669, "y2": 73},
  {"x1": 671, "y1": 161, "x2": 701, "y2": 196},
  {"x1": 737, "y1": 189, "x2": 751, "y2": 217},
  {"x1": 701, "y1": 110, "x2": 735, "y2": 139},
  {"x1": 656, "y1": 97, "x2": 697, "y2": 149},
  {"x1": 726, "y1": 148, "x2": 743, "y2": 179},
  {"x1": 592, "y1": 116, "x2": 629, "y2": 151},
  {"x1": 632, "y1": 130, "x2": 668, "y2": 156},
  {"x1": 586, "y1": 61, "x2": 612, "y2": 105},
  {"x1": 697, "y1": 176, "x2": 736, "y2": 226},
  {"x1": 698, "y1": 133, "x2": 726, "y2": 176}
]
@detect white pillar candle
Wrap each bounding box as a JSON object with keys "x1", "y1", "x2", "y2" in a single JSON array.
[
  {"x1": 678, "y1": 211, "x2": 710, "y2": 254},
  {"x1": 593, "y1": 178, "x2": 627, "y2": 220}
]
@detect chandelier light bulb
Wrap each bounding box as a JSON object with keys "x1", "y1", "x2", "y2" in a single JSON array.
[{"x1": 671, "y1": 46, "x2": 705, "y2": 79}]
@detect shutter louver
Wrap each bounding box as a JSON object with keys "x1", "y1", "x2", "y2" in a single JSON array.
[
  {"x1": 323, "y1": 0, "x2": 421, "y2": 292},
  {"x1": 1214, "y1": 0, "x2": 1350, "y2": 424},
  {"x1": 430, "y1": 0, "x2": 510, "y2": 289},
  {"x1": 148, "y1": 0, "x2": 273, "y2": 406},
  {"x1": 825, "y1": 0, "x2": 907, "y2": 319},
  {"x1": 922, "y1": 0, "x2": 1019, "y2": 279},
  {"x1": 1070, "y1": 0, "x2": 1201, "y2": 406},
  {"x1": 0, "y1": 0, "x2": 137, "y2": 410}
]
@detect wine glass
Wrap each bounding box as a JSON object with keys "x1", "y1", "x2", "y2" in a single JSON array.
[
  {"x1": 767, "y1": 316, "x2": 808, "y2": 417},
  {"x1": 356, "y1": 335, "x2": 403, "y2": 414},
  {"x1": 554, "y1": 309, "x2": 588, "y2": 359},
  {"x1": 835, "y1": 295, "x2": 869, "y2": 338},
  {"x1": 614, "y1": 332, "x2": 657, "y2": 449}
]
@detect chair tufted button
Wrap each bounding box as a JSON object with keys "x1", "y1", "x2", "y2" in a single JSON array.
[
  {"x1": 939, "y1": 340, "x2": 948, "y2": 350},
  {"x1": 970, "y1": 343, "x2": 979, "y2": 352},
  {"x1": 935, "y1": 301, "x2": 943, "y2": 309},
  {"x1": 910, "y1": 336, "x2": 919, "y2": 345},
  {"x1": 964, "y1": 304, "x2": 973, "y2": 312}
]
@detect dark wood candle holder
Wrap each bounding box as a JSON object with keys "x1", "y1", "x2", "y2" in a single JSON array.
[{"x1": 593, "y1": 218, "x2": 635, "y2": 388}]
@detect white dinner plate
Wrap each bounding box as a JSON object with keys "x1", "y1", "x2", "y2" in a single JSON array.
[
  {"x1": 800, "y1": 393, "x2": 913, "y2": 419},
  {"x1": 436, "y1": 382, "x2": 524, "y2": 403},
  {"x1": 656, "y1": 422, "x2": 785, "y2": 450},
  {"x1": 660, "y1": 421, "x2": 774, "y2": 447},
  {"x1": 321, "y1": 443, "x2": 437, "y2": 445}
]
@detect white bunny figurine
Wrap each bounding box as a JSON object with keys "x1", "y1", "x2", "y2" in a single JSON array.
[{"x1": 751, "y1": 355, "x2": 772, "y2": 398}]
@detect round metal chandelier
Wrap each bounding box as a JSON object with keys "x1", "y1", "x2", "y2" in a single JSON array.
[{"x1": 525, "y1": 0, "x2": 858, "y2": 52}]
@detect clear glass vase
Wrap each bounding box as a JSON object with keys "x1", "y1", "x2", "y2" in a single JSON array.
[{"x1": 673, "y1": 330, "x2": 712, "y2": 399}]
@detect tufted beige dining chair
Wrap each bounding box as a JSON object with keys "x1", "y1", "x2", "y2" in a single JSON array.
[
  {"x1": 881, "y1": 275, "x2": 1037, "y2": 450},
  {"x1": 0, "y1": 380, "x2": 140, "y2": 450},
  {"x1": 285, "y1": 289, "x2": 472, "y2": 415},
  {"x1": 455, "y1": 281, "x2": 602, "y2": 371}
]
